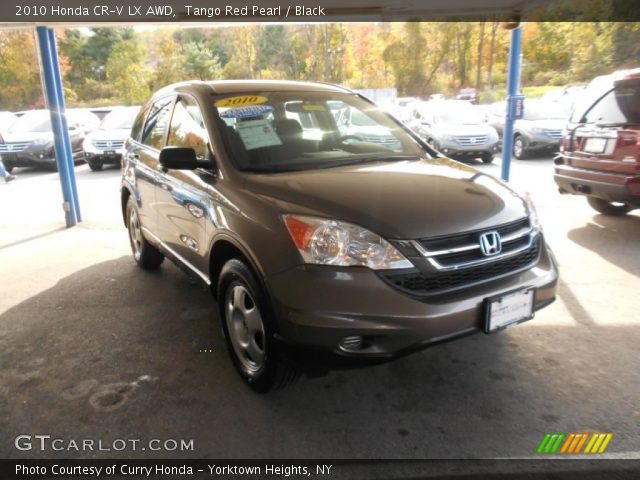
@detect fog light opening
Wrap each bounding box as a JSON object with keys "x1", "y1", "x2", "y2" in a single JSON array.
[{"x1": 339, "y1": 335, "x2": 365, "y2": 352}]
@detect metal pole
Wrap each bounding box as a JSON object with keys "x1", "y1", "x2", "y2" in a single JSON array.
[
  {"x1": 35, "y1": 26, "x2": 77, "y2": 227},
  {"x1": 500, "y1": 25, "x2": 523, "y2": 182},
  {"x1": 47, "y1": 28, "x2": 82, "y2": 221}
]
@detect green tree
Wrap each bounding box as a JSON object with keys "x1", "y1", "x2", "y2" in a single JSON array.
[
  {"x1": 182, "y1": 42, "x2": 223, "y2": 80},
  {"x1": 106, "y1": 39, "x2": 151, "y2": 104}
]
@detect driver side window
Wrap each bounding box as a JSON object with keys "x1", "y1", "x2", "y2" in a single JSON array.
[{"x1": 167, "y1": 96, "x2": 210, "y2": 160}]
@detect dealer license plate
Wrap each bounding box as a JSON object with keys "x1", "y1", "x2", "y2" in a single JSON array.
[
  {"x1": 583, "y1": 137, "x2": 607, "y2": 154},
  {"x1": 484, "y1": 288, "x2": 535, "y2": 333}
]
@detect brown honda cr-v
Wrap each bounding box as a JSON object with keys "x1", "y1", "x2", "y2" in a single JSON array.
[{"x1": 121, "y1": 80, "x2": 558, "y2": 392}]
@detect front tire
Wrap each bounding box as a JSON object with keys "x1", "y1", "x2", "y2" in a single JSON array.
[
  {"x1": 587, "y1": 197, "x2": 631, "y2": 216},
  {"x1": 126, "y1": 197, "x2": 164, "y2": 269},
  {"x1": 481, "y1": 153, "x2": 494, "y2": 164},
  {"x1": 218, "y1": 259, "x2": 297, "y2": 393},
  {"x1": 4, "y1": 163, "x2": 14, "y2": 173},
  {"x1": 88, "y1": 160, "x2": 103, "y2": 171},
  {"x1": 513, "y1": 135, "x2": 527, "y2": 159}
]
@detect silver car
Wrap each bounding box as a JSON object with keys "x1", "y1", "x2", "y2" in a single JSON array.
[
  {"x1": 408, "y1": 100, "x2": 500, "y2": 164},
  {"x1": 487, "y1": 99, "x2": 567, "y2": 159}
]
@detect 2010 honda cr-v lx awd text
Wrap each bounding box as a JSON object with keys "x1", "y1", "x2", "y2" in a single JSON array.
[{"x1": 121, "y1": 80, "x2": 559, "y2": 392}]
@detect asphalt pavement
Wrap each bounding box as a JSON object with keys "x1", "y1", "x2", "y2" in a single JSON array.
[{"x1": 0, "y1": 156, "x2": 638, "y2": 463}]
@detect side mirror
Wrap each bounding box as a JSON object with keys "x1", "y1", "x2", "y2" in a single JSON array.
[{"x1": 159, "y1": 147, "x2": 200, "y2": 170}]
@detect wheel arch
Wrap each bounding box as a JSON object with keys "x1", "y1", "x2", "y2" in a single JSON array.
[{"x1": 208, "y1": 234, "x2": 267, "y2": 299}]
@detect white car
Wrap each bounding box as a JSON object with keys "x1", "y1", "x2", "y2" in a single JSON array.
[{"x1": 82, "y1": 106, "x2": 140, "y2": 171}]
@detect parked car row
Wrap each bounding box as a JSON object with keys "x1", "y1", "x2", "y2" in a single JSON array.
[{"x1": 0, "y1": 106, "x2": 139, "y2": 172}]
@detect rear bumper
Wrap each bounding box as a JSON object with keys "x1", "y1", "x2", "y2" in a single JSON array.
[
  {"x1": 554, "y1": 166, "x2": 640, "y2": 206},
  {"x1": 266, "y1": 239, "x2": 559, "y2": 360}
]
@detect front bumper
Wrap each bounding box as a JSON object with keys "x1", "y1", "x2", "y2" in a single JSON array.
[
  {"x1": 439, "y1": 140, "x2": 499, "y2": 158},
  {"x1": 84, "y1": 150, "x2": 123, "y2": 165},
  {"x1": 1, "y1": 150, "x2": 56, "y2": 167},
  {"x1": 266, "y1": 239, "x2": 558, "y2": 359},
  {"x1": 523, "y1": 133, "x2": 561, "y2": 152}
]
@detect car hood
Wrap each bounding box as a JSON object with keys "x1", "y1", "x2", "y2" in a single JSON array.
[
  {"x1": 87, "y1": 128, "x2": 130, "y2": 141},
  {"x1": 244, "y1": 158, "x2": 528, "y2": 240},
  {"x1": 1, "y1": 131, "x2": 53, "y2": 143},
  {"x1": 517, "y1": 119, "x2": 566, "y2": 130}
]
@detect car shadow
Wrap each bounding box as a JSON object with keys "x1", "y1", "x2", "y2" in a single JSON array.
[
  {"x1": 567, "y1": 213, "x2": 640, "y2": 277},
  {"x1": 1, "y1": 256, "x2": 638, "y2": 460}
]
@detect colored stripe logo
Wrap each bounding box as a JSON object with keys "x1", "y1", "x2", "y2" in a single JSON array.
[{"x1": 537, "y1": 433, "x2": 613, "y2": 454}]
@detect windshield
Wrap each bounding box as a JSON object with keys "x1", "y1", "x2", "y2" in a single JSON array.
[
  {"x1": 523, "y1": 101, "x2": 567, "y2": 120},
  {"x1": 434, "y1": 105, "x2": 484, "y2": 125},
  {"x1": 9, "y1": 111, "x2": 51, "y2": 133},
  {"x1": 100, "y1": 108, "x2": 137, "y2": 130},
  {"x1": 213, "y1": 91, "x2": 428, "y2": 173}
]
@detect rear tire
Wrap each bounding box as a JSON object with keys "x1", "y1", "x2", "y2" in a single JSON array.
[
  {"x1": 587, "y1": 197, "x2": 631, "y2": 216},
  {"x1": 218, "y1": 258, "x2": 298, "y2": 393},
  {"x1": 126, "y1": 197, "x2": 164, "y2": 269},
  {"x1": 88, "y1": 160, "x2": 103, "y2": 171}
]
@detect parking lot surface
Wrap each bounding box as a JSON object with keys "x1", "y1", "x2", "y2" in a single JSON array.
[{"x1": 0, "y1": 156, "x2": 638, "y2": 460}]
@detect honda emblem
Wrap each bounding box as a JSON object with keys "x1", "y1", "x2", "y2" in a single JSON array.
[{"x1": 479, "y1": 231, "x2": 502, "y2": 256}]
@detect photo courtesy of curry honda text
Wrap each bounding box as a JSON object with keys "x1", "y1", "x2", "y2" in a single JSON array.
[{"x1": 120, "y1": 80, "x2": 559, "y2": 392}]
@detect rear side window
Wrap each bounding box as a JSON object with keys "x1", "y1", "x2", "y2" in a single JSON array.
[
  {"x1": 614, "y1": 78, "x2": 640, "y2": 124},
  {"x1": 167, "y1": 96, "x2": 209, "y2": 159},
  {"x1": 141, "y1": 97, "x2": 173, "y2": 149}
]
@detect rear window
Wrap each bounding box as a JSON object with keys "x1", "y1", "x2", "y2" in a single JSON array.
[{"x1": 573, "y1": 77, "x2": 640, "y2": 125}]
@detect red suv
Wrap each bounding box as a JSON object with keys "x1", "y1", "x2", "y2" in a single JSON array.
[{"x1": 554, "y1": 69, "x2": 640, "y2": 215}]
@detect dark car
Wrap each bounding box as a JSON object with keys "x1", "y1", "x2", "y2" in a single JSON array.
[
  {"x1": 0, "y1": 109, "x2": 99, "y2": 171},
  {"x1": 121, "y1": 80, "x2": 558, "y2": 392},
  {"x1": 487, "y1": 100, "x2": 567, "y2": 159},
  {"x1": 554, "y1": 68, "x2": 640, "y2": 215},
  {"x1": 83, "y1": 106, "x2": 140, "y2": 171}
]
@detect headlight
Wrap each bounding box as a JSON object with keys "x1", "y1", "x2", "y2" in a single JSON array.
[
  {"x1": 531, "y1": 127, "x2": 545, "y2": 134},
  {"x1": 523, "y1": 192, "x2": 542, "y2": 232},
  {"x1": 440, "y1": 133, "x2": 454, "y2": 141},
  {"x1": 82, "y1": 137, "x2": 92, "y2": 150},
  {"x1": 31, "y1": 138, "x2": 51, "y2": 146},
  {"x1": 283, "y1": 214, "x2": 412, "y2": 270}
]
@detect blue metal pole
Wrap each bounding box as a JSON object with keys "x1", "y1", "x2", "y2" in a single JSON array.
[
  {"x1": 500, "y1": 25, "x2": 523, "y2": 182},
  {"x1": 47, "y1": 28, "x2": 82, "y2": 222},
  {"x1": 36, "y1": 26, "x2": 77, "y2": 227}
]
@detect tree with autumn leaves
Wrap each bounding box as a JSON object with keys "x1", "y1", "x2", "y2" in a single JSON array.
[{"x1": 0, "y1": 21, "x2": 638, "y2": 110}]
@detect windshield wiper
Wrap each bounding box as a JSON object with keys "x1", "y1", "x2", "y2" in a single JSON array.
[{"x1": 325, "y1": 154, "x2": 422, "y2": 168}]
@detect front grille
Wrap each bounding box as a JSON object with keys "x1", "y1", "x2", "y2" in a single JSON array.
[
  {"x1": 381, "y1": 237, "x2": 541, "y2": 296},
  {"x1": 543, "y1": 129, "x2": 563, "y2": 139},
  {"x1": 362, "y1": 135, "x2": 399, "y2": 146},
  {"x1": 418, "y1": 218, "x2": 530, "y2": 253},
  {"x1": 93, "y1": 139, "x2": 125, "y2": 150},
  {"x1": 0, "y1": 142, "x2": 32, "y2": 153},
  {"x1": 454, "y1": 135, "x2": 489, "y2": 146}
]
